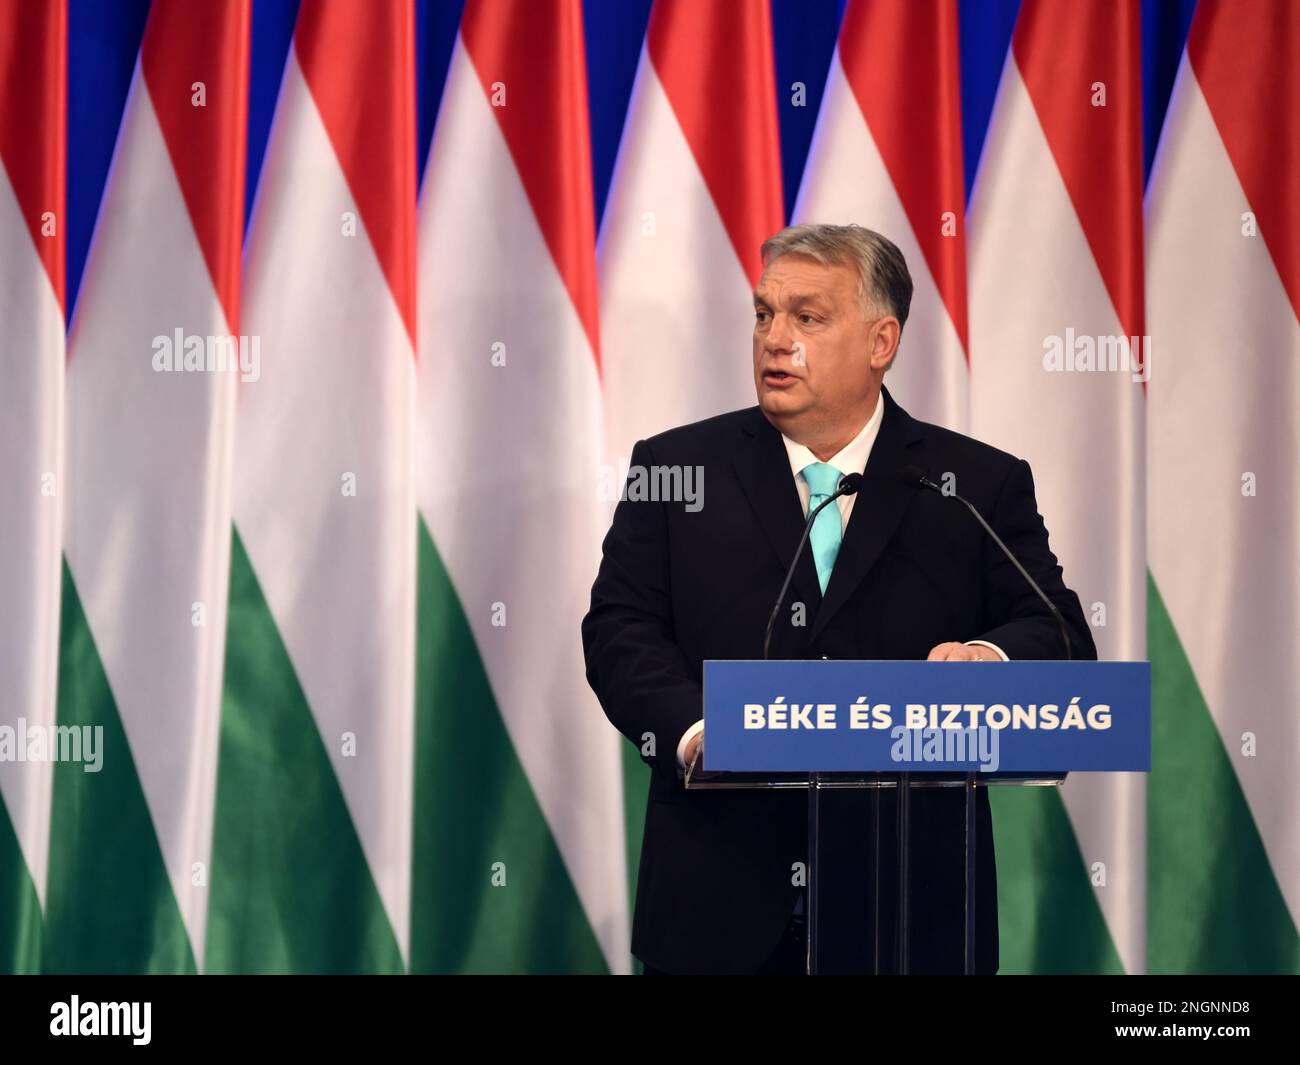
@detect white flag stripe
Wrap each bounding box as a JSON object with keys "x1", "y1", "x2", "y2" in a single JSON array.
[
  {"x1": 417, "y1": 38, "x2": 628, "y2": 972},
  {"x1": 1147, "y1": 55, "x2": 1300, "y2": 926},
  {"x1": 795, "y1": 51, "x2": 968, "y2": 432},
  {"x1": 237, "y1": 48, "x2": 416, "y2": 963},
  {"x1": 599, "y1": 46, "x2": 757, "y2": 469},
  {"x1": 970, "y1": 58, "x2": 1146, "y2": 973},
  {"x1": 64, "y1": 65, "x2": 234, "y2": 966},
  {"x1": 0, "y1": 158, "x2": 63, "y2": 910}
]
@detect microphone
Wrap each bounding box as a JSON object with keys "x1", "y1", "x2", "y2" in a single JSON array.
[
  {"x1": 762, "y1": 472, "x2": 863, "y2": 659},
  {"x1": 902, "y1": 464, "x2": 1073, "y2": 659}
]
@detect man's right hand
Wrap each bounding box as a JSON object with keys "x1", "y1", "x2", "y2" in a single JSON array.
[{"x1": 684, "y1": 731, "x2": 703, "y2": 767}]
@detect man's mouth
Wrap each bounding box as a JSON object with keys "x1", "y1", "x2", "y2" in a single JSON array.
[{"x1": 762, "y1": 369, "x2": 798, "y2": 388}]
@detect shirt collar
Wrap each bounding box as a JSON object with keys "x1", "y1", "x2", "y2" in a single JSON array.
[{"x1": 780, "y1": 394, "x2": 885, "y2": 483}]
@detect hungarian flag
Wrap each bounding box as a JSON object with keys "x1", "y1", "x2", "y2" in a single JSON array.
[
  {"x1": 414, "y1": 0, "x2": 628, "y2": 972},
  {"x1": 599, "y1": 0, "x2": 785, "y2": 468},
  {"x1": 1146, "y1": 0, "x2": 1300, "y2": 972},
  {"x1": 217, "y1": 0, "x2": 415, "y2": 972},
  {"x1": 0, "y1": 0, "x2": 64, "y2": 973},
  {"x1": 968, "y1": 0, "x2": 1146, "y2": 973},
  {"x1": 48, "y1": 0, "x2": 247, "y2": 973},
  {"x1": 795, "y1": 0, "x2": 969, "y2": 431},
  {"x1": 2, "y1": 0, "x2": 1294, "y2": 978}
]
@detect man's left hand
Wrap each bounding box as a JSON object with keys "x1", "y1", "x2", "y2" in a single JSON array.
[{"x1": 927, "y1": 642, "x2": 1000, "y2": 662}]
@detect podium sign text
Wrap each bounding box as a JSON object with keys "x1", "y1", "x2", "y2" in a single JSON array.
[{"x1": 702, "y1": 660, "x2": 1150, "y2": 773}]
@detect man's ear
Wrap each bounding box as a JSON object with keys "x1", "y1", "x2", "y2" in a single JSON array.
[{"x1": 869, "y1": 317, "x2": 902, "y2": 373}]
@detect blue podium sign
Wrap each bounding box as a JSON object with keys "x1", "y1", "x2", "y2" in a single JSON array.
[{"x1": 702, "y1": 660, "x2": 1150, "y2": 773}]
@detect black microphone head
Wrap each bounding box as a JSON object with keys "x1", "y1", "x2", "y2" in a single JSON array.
[
  {"x1": 901, "y1": 464, "x2": 929, "y2": 487},
  {"x1": 837, "y1": 472, "x2": 863, "y2": 496}
]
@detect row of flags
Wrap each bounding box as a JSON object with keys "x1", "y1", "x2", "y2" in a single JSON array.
[{"x1": 0, "y1": 0, "x2": 1295, "y2": 973}]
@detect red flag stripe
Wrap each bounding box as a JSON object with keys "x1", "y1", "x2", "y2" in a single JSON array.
[
  {"x1": 460, "y1": 0, "x2": 600, "y2": 366},
  {"x1": 1013, "y1": 0, "x2": 1144, "y2": 342},
  {"x1": 0, "y1": 0, "x2": 65, "y2": 314},
  {"x1": 647, "y1": 0, "x2": 784, "y2": 285},
  {"x1": 141, "y1": 0, "x2": 249, "y2": 333},
  {"x1": 295, "y1": 0, "x2": 417, "y2": 347},
  {"x1": 1188, "y1": 0, "x2": 1300, "y2": 325},
  {"x1": 838, "y1": 0, "x2": 968, "y2": 355}
]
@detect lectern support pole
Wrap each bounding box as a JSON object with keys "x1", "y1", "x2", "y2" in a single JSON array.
[
  {"x1": 872, "y1": 784, "x2": 881, "y2": 975},
  {"x1": 964, "y1": 772, "x2": 978, "y2": 974},
  {"x1": 897, "y1": 772, "x2": 911, "y2": 974},
  {"x1": 806, "y1": 771, "x2": 821, "y2": 975}
]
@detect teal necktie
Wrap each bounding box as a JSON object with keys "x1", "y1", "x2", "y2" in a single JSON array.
[{"x1": 801, "y1": 462, "x2": 844, "y2": 593}]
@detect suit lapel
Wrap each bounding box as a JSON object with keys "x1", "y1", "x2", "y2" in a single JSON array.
[
  {"x1": 731, "y1": 408, "x2": 823, "y2": 618},
  {"x1": 808, "y1": 387, "x2": 925, "y2": 644}
]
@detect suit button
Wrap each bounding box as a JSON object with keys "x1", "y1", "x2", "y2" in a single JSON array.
[{"x1": 820, "y1": 655, "x2": 829, "y2": 660}]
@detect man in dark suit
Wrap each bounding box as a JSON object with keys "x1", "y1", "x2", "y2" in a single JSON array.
[{"x1": 581, "y1": 223, "x2": 1096, "y2": 975}]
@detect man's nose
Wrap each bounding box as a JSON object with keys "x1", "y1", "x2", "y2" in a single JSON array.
[{"x1": 765, "y1": 312, "x2": 793, "y2": 353}]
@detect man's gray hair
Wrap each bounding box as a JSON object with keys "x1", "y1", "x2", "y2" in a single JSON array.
[{"x1": 760, "y1": 223, "x2": 913, "y2": 330}]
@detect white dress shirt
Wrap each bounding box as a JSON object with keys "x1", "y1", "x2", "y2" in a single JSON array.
[
  {"x1": 779, "y1": 389, "x2": 884, "y2": 536},
  {"x1": 676, "y1": 398, "x2": 1006, "y2": 771}
]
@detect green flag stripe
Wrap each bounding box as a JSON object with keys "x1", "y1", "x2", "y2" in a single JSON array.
[
  {"x1": 412, "y1": 520, "x2": 606, "y2": 973},
  {"x1": 1148, "y1": 575, "x2": 1300, "y2": 973},
  {"x1": 0, "y1": 797, "x2": 41, "y2": 973},
  {"x1": 206, "y1": 530, "x2": 402, "y2": 974},
  {"x1": 43, "y1": 561, "x2": 194, "y2": 974},
  {"x1": 991, "y1": 785, "x2": 1125, "y2": 974}
]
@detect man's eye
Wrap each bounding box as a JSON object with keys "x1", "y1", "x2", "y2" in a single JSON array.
[
  {"x1": 755, "y1": 310, "x2": 770, "y2": 322},
  {"x1": 798, "y1": 314, "x2": 817, "y2": 325}
]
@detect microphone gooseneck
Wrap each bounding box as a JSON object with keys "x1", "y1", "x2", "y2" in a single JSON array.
[{"x1": 902, "y1": 465, "x2": 1073, "y2": 660}]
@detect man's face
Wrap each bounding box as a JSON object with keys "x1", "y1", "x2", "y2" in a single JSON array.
[{"x1": 752, "y1": 254, "x2": 880, "y2": 431}]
